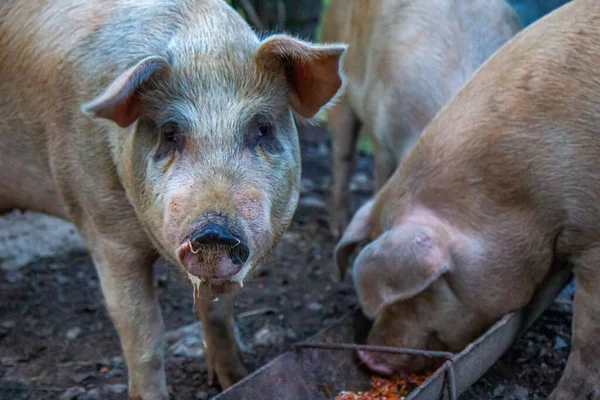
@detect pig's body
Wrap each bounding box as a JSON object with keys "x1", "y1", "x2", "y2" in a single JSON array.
[
  {"x1": 321, "y1": 0, "x2": 522, "y2": 237},
  {"x1": 0, "y1": 1, "x2": 345, "y2": 399},
  {"x1": 335, "y1": 0, "x2": 600, "y2": 398},
  {"x1": 321, "y1": 0, "x2": 521, "y2": 236}
]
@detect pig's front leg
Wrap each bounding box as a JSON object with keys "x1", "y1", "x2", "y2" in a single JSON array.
[
  {"x1": 328, "y1": 94, "x2": 361, "y2": 238},
  {"x1": 195, "y1": 293, "x2": 248, "y2": 389},
  {"x1": 90, "y1": 239, "x2": 167, "y2": 400},
  {"x1": 550, "y1": 252, "x2": 600, "y2": 400}
]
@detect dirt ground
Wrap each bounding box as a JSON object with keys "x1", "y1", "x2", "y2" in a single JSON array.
[{"x1": 0, "y1": 123, "x2": 573, "y2": 400}]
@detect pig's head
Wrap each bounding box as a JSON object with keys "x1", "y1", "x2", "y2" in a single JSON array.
[
  {"x1": 334, "y1": 201, "x2": 493, "y2": 376},
  {"x1": 81, "y1": 11, "x2": 346, "y2": 297}
]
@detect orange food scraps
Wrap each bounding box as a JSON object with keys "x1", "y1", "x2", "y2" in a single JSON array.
[{"x1": 334, "y1": 372, "x2": 432, "y2": 400}]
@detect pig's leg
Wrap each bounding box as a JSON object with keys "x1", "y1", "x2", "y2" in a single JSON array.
[
  {"x1": 373, "y1": 140, "x2": 397, "y2": 192},
  {"x1": 91, "y1": 241, "x2": 167, "y2": 400},
  {"x1": 550, "y1": 254, "x2": 600, "y2": 400},
  {"x1": 195, "y1": 293, "x2": 247, "y2": 389},
  {"x1": 329, "y1": 95, "x2": 361, "y2": 238}
]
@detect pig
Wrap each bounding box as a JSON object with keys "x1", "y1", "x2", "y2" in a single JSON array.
[
  {"x1": 334, "y1": 0, "x2": 600, "y2": 398},
  {"x1": 320, "y1": 0, "x2": 522, "y2": 238},
  {"x1": 0, "y1": 0, "x2": 345, "y2": 398}
]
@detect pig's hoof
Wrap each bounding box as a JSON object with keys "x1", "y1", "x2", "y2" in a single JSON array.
[{"x1": 206, "y1": 343, "x2": 248, "y2": 390}]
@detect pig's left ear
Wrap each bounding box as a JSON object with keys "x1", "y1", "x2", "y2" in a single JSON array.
[
  {"x1": 255, "y1": 35, "x2": 346, "y2": 119},
  {"x1": 353, "y1": 228, "x2": 452, "y2": 318},
  {"x1": 81, "y1": 55, "x2": 171, "y2": 128}
]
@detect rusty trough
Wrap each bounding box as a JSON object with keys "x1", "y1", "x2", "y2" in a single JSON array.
[{"x1": 213, "y1": 268, "x2": 572, "y2": 400}]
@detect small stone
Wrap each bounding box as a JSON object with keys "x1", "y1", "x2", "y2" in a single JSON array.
[
  {"x1": 87, "y1": 278, "x2": 98, "y2": 288},
  {"x1": 107, "y1": 368, "x2": 125, "y2": 378},
  {"x1": 554, "y1": 336, "x2": 568, "y2": 350},
  {"x1": 105, "y1": 384, "x2": 127, "y2": 394},
  {"x1": 66, "y1": 327, "x2": 82, "y2": 340},
  {"x1": 111, "y1": 356, "x2": 124, "y2": 368},
  {"x1": 83, "y1": 387, "x2": 109, "y2": 400},
  {"x1": 281, "y1": 232, "x2": 303, "y2": 244},
  {"x1": 1, "y1": 320, "x2": 16, "y2": 329},
  {"x1": 299, "y1": 195, "x2": 326, "y2": 209},
  {"x1": 307, "y1": 301, "x2": 323, "y2": 311},
  {"x1": 165, "y1": 322, "x2": 205, "y2": 359},
  {"x1": 510, "y1": 385, "x2": 529, "y2": 400},
  {"x1": 1, "y1": 356, "x2": 20, "y2": 367},
  {"x1": 285, "y1": 329, "x2": 298, "y2": 340},
  {"x1": 253, "y1": 327, "x2": 284, "y2": 346},
  {"x1": 6, "y1": 270, "x2": 23, "y2": 283},
  {"x1": 300, "y1": 178, "x2": 316, "y2": 194},
  {"x1": 492, "y1": 384, "x2": 505, "y2": 397},
  {"x1": 349, "y1": 173, "x2": 371, "y2": 193},
  {"x1": 55, "y1": 275, "x2": 71, "y2": 285},
  {"x1": 49, "y1": 263, "x2": 63, "y2": 271},
  {"x1": 60, "y1": 386, "x2": 86, "y2": 400},
  {"x1": 195, "y1": 391, "x2": 209, "y2": 400},
  {"x1": 317, "y1": 142, "x2": 328, "y2": 156},
  {"x1": 70, "y1": 372, "x2": 94, "y2": 384}
]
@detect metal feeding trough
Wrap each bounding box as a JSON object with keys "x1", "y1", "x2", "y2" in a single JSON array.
[{"x1": 213, "y1": 268, "x2": 572, "y2": 400}]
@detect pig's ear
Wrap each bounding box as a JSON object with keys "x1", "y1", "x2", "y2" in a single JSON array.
[
  {"x1": 255, "y1": 34, "x2": 346, "y2": 119},
  {"x1": 81, "y1": 55, "x2": 170, "y2": 128},
  {"x1": 353, "y1": 227, "x2": 452, "y2": 318},
  {"x1": 334, "y1": 200, "x2": 374, "y2": 282}
]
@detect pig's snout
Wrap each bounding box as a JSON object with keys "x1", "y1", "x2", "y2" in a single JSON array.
[
  {"x1": 177, "y1": 222, "x2": 250, "y2": 280},
  {"x1": 358, "y1": 350, "x2": 396, "y2": 376},
  {"x1": 358, "y1": 350, "x2": 432, "y2": 377}
]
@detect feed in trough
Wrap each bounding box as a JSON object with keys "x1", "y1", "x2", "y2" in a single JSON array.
[{"x1": 334, "y1": 373, "x2": 432, "y2": 400}]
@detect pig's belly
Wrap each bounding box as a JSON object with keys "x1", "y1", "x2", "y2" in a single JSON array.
[{"x1": 0, "y1": 134, "x2": 67, "y2": 219}]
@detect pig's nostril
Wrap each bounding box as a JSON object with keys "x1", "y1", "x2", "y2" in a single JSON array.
[
  {"x1": 190, "y1": 223, "x2": 240, "y2": 248},
  {"x1": 188, "y1": 223, "x2": 250, "y2": 265},
  {"x1": 230, "y1": 245, "x2": 250, "y2": 265}
]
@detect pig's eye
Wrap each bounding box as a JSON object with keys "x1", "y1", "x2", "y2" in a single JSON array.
[
  {"x1": 155, "y1": 121, "x2": 183, "y2": 159},
  {"x1": 249, "y1": 120, "x2": 282, "y2": 154},
  {"x1": 257, "y1": 123, "x2": 272, "y2": 139},
  {"x1": 162, "y1": 122, "x2": 180, "y2": 144}
]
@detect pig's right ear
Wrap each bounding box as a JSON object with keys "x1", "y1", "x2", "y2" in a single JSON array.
[
  {"x1": 333, "y1": 200, "x2": 374, "y2": 282},
  {"x1": 81, "y1": 55, "x2": 170, "y2": 128},
  {"x1": 255, "y1": 35, "x2": 346, "y2": 119}
]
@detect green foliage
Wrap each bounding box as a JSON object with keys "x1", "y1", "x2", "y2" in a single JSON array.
[
  {"x1": 314, "y1": 0, "x2": 331, "y2": 41},
  {"x1": 357, "y1": 133, "x2": 374, "y2": 154}
]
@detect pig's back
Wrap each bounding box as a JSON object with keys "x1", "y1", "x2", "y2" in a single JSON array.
[
  {"x1": 358, "y1": 0, "x2": 520, "y2": 139},
  {"x1": 404, "y1": 0, "x2": 600, "y2": 240}
]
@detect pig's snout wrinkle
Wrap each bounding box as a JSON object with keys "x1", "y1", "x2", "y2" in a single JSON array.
[{"x1": 177, "y1": 222, "x2": 250, "y2": 280}]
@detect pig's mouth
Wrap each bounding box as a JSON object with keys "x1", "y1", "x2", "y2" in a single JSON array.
[{"x1": 189, "y1": 274, "x2": 242, "y2": 299}]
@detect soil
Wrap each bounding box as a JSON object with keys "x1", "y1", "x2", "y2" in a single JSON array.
[{"x1": 0, "y1": 123, "x2": 573, "y2": 400}]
